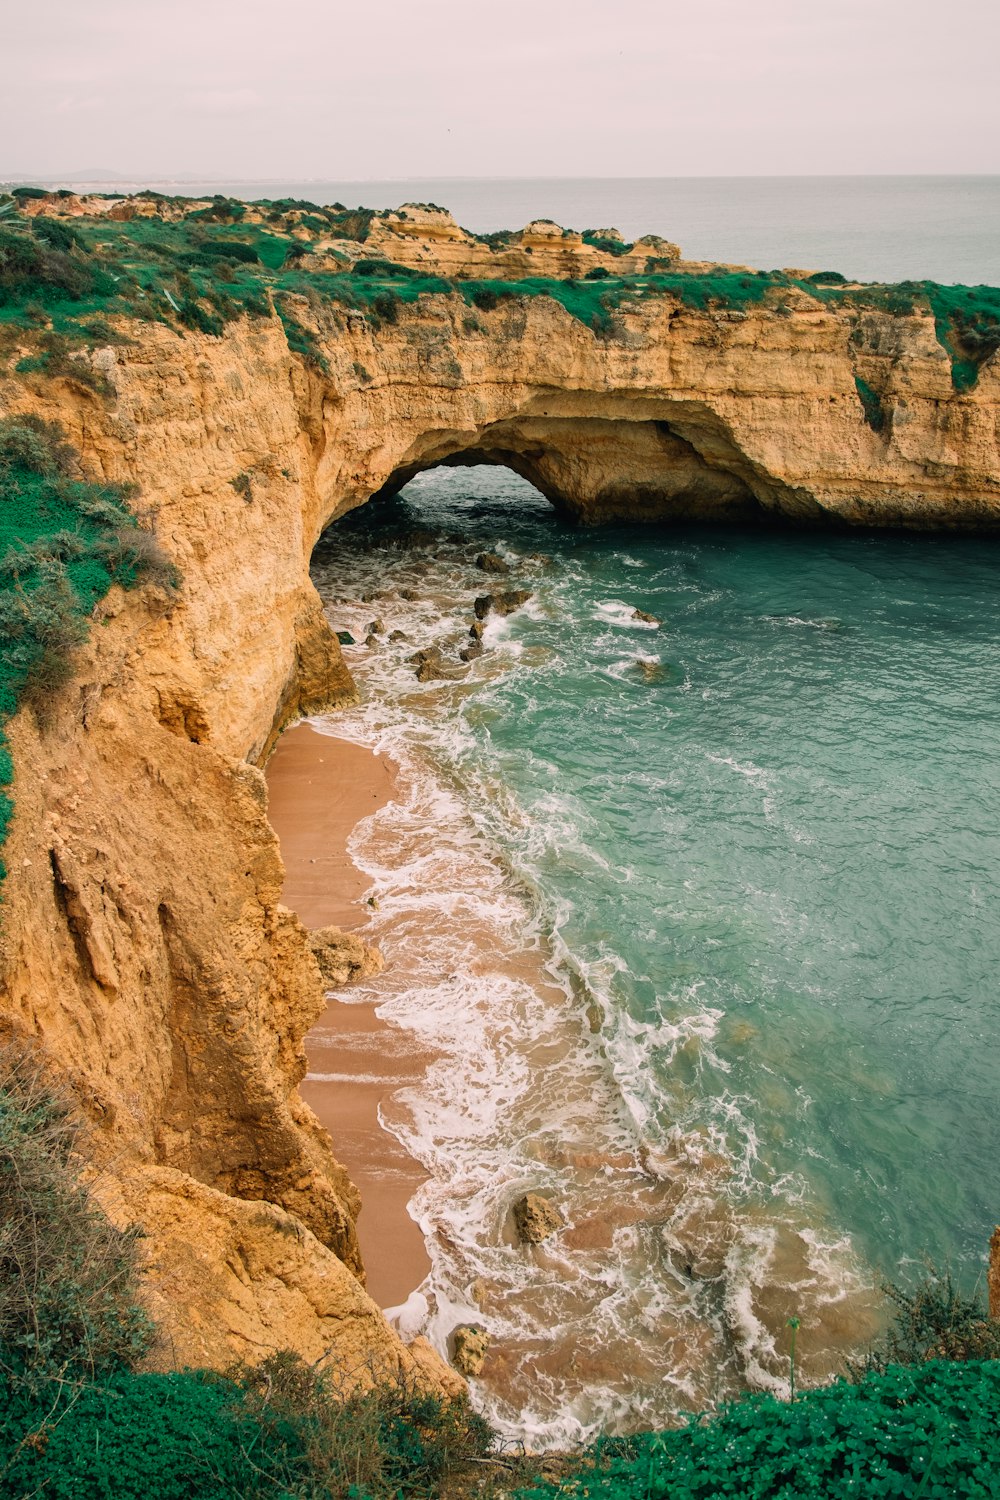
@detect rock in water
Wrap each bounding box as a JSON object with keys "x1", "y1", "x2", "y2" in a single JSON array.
[
  {"x1": 474, "y1": 590, "x2": 533, "y2": 619},
  {"x1": 513, "y1": 1192, "x2": 565, "y2": 1244},
  {"x1": 632, "y1": 608, "x2": 661, "y2": 625},
  {"x1": 451, "y1": 1324, "x2": 490, "y2": 1376},
  {"x1": 408, "y1": 646, "x2": 468, "y2": 682},
  {"x1": 309, "y1": 927, "x2": 384, "y2": 989},
  {"x1": 475, "y1": 551, "x2": 509, "y2": 574}
]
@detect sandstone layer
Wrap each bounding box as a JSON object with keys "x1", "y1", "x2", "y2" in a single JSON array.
[{"x1": 1, "y1": 204, "x2": 998, "y2": 1380}]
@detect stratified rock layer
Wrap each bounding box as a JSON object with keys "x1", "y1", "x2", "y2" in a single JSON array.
[{"x1": 0, "y1": 222, "x2": 998, "y2": 1379}]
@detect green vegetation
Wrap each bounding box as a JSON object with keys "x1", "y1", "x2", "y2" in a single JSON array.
[
  {"x1": 855, "y1": 375, "x2": 886, "y2": 433},
  {"x1": 582, "y1": 230, "x2": 633, "y2": 257},
  {"x1": 1, "y1": 194, "x2": 998, "y2": 390},
  {"x1": 516, "y1": 1363, "x2": 1000, "y2": 1499},
  {"x1": 0, "y1": 415, "x2": 174, "y2": 879}
]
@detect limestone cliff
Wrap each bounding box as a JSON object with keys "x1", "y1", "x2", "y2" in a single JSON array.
[{"x1": 0, "y1": 198, "x2": 998, "y2": 1381}]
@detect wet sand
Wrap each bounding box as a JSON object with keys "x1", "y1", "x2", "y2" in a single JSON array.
[{"x1": 266, "y1": 721, "x2": 432, "y2": 1308}]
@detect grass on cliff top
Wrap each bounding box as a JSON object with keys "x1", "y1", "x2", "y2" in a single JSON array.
[
  {"x1": 0, "y1": 415, "x2": 175, "y2": 883},
  {"x1": 2, "y1": 193, "x2": 999, "y2": 388}
]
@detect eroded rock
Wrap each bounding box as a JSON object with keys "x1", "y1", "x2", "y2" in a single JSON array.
[
  {"x1": 475, "y1": 551, "x2": 509, "y2": 574},
  {"x1": 474, "y1": 589, "x2": 533, "y2": 620},
  {"x1": 513, "y1": 1193, "x2": 565, "y2": 1244},
  {"x1": 308, "y1": 927, "x2": 384, "y2": 989},
  {"x1": 451, "y1": 1323, "x2": 490, "y2": 1376}
]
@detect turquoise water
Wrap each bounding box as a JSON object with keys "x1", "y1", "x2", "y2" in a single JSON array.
[{"x1": 310, "y1": 468, "x2": 1000, "y2": 1438}]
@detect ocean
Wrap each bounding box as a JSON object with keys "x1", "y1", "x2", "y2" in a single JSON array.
[
  {"x1": 58, "y1": 172, "x2": 1000, "y2": 285},
  {"x1": 262, "y1": 175, "x2": 1000, "y2": 1442}
]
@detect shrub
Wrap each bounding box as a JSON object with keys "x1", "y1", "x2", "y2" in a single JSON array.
[
  {"x1": 855, "y1": 375, "x2": 886, "y2": 433},
  {"x1": 584, "y1": 265, "x2": 611, "y2": 280},
  {"x1": 372, "y1": 290, "x2": 399, "y2": 325},
  {"x1": 235, "y1": 1350, "x2": 495, "y2": 1498},
  {"x1": 472, "y1": 286, "x2": 500, "y2": 311},
  {"x1": 352, "y1": 256, "x2": 419, "y2": 278},
  {"x1": 0, "y1": 1044, "x2": 154, "y2": 1384},
  {"x1": 850, "y1": 1267, "x2": 1000, "y2": 1377},
  {"x1": 10, "y1": 186, "x2": 48, "y2": 201}
]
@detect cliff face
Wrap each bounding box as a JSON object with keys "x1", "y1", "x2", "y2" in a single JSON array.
[{"x1": 1, "y1": 256, "x2": 998, "y2": 1377}]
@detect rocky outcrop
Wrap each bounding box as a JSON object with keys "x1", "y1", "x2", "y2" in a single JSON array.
[
  {"x1": 0, "y1": 207, "x2": 998, "y2": 1386},
  {"x1": 309, "y1": 927, "x2": 384, "y2": 990}
]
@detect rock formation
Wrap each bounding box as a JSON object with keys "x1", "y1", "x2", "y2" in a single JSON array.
[{"x1": 0, "y1": 195, "x2": 998, "y2": 1386}]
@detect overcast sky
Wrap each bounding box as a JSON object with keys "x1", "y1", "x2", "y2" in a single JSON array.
[{"x1": 4, "y1": 0, "x2": 998, "y2": 182}]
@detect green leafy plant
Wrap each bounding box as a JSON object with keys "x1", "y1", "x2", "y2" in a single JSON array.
[{"x1": 517, "y1": 1362, "x2": 1000, "y2": 1499}]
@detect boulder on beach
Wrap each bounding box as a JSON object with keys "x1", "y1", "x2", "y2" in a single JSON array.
[
  {"x1": 451, "y1": 1324, "x2": 490, "y2": 1376},
  {"x1": 309, "y1": 926, "x2": 384, "y2": 989},
  {"x1": 513, "y1": 1192, "x2": 565, "y2": 1245}
]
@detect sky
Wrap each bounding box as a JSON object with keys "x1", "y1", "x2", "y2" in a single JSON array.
[{"x1": 3, "y1": 0, "x2": 999, "y2": 182}]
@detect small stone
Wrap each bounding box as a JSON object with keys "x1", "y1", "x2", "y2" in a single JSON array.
[
  {"x1": 513, "y1": 1193, "x2": 565, "y2": 1245},
  {"x1": 476, "y1": 551, "x2": 509, "y2": 575},
  {"x1": 451, "y1": 1324, "x2": 490, "y2": 1376},
  {"x1": 632, "y1": 608, "x2": 661, "y2": 626}
]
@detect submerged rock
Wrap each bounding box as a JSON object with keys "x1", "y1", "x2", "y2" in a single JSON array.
[
  {"x1": 513, "y1": 1193, "x2": 565, "y2": 1244},
  {"x1": 475, "y1": 551, "x2": 509, "y2": 575},
  {"x1": 632, "y1": 657, "x2": 666, "y2": 683},
  {"x1": 336, "y1": 629, "x2": 356, "y2": 645},
  {"x1": 451, "y1": 1323, "x2": 490, "y2": 1376},
  {"x1": 309, "y1": 927, "x2": 384, "y2": 990}
]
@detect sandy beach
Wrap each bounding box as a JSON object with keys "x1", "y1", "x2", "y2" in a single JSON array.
[{"x1": 265, "y1": 720, "x2": 433, "y2": 1308}]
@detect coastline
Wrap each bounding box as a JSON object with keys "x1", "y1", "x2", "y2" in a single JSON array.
[{"x1": 265, "y1": 720, "x2": 433, "y2": 1309}]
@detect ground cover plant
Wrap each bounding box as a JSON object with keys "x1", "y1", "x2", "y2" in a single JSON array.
[{"x1": 514, "y1": 1362, "x2": 1000, "y2": 1499}]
